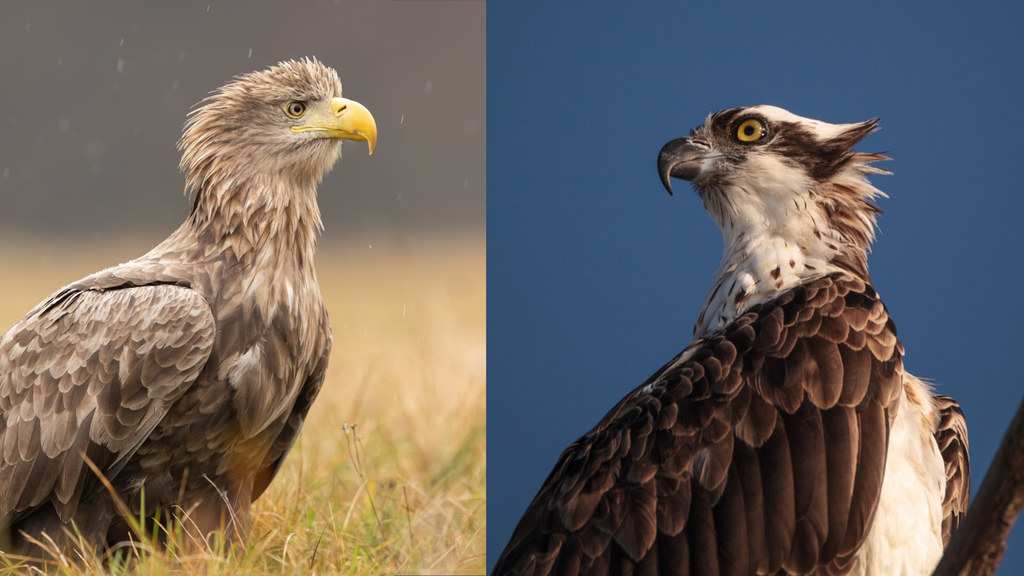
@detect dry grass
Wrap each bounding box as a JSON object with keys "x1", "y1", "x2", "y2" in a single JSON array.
[{"x1": 0, "y1": 233, "x2": 486, "y2": 575}]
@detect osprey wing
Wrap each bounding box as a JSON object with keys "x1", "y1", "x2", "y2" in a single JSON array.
[
  {"x1": 932, "y1": 394, "x2": 969, "y2": 545},
  {"x1": 493, "y1": 274, "x2": 904, "y2": 575},
  {"x1": 0, "y1": 284, "x2": 215, "y2": 524}
]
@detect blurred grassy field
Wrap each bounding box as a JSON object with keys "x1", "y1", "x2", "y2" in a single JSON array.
[{"x1": 0, "y1": 233, "x2": 486, "y2": 575}]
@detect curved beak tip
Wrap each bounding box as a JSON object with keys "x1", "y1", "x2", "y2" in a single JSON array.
[
  {"x1": 332, "y1": 97, "x2": 378, "y2": 155},
  {"x1": 658, "y1": 138, "x2": 707, "y2": 197},
  {"x1": 657, "y1": 152, "x2": 677, "y2": 196},
  {"x1": 659, "y1": 169, "x2": 675, "y2": 196}
]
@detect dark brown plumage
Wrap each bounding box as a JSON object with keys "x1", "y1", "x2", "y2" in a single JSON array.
[
  {"x1": 495, "y1": 276, "x2": 902, "y2": 575},
  {"x1": 934, "y1": 395, "x2": 970, "y2": 545},
  {"x1": 0, "y1": 57, "x2": 376, "y2": 556}
]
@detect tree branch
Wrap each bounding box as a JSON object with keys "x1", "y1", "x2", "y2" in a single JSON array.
[{"x1": 933, "y1": 394, "x2": 1024, "y2": 576}]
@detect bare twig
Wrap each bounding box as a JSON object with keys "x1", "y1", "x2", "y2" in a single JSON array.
[{"x1": 933, "y1": 394, "x2": 1024, "y2": 576}]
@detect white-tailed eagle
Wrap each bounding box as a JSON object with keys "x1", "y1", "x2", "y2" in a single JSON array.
[
  {"x1": 0, "y1": 57, "x2": 376, "y2": 556},
  {"x1": 493, "y1": 106, "x2": 968, "y2": 575}
]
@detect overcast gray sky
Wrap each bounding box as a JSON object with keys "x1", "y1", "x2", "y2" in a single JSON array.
[{"x1": 0, "y1": 1, "x2": 484, "y2": 241}]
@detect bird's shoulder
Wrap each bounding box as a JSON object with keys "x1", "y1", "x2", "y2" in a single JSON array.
[{"x1": 495, "y1": 273, "x2": 906, "y2": 576}]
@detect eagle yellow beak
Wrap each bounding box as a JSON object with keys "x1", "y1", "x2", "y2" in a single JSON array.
[
  {"x1": 292, "y1": 97, "x2": 378, "y2": 155},
  {"x1": 331, "y1": 97, "x2": 377, "y2": 155}
]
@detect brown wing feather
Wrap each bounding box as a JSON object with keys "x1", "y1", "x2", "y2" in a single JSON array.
[
  {"x1": 0, "y1": 284, "x2": 215, "y2": 524},
  {"x1": 932, "y1": 394, "x2": 969, "y2": 545},
  {"x1": 493, "y1": 274, "x2": 903, "y2": 575}
]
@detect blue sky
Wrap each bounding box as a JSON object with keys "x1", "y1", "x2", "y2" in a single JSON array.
[{"x1": 488, "y1": 2, "x2": 1024, "y2": 573}]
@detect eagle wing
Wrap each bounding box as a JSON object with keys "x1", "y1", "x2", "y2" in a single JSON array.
[
  {"x1": 0, "y1": 283, "x2": 215, "y2": 523},
  {"x1": 493, "y1": 274, "x2": 906, "y2": 576}
]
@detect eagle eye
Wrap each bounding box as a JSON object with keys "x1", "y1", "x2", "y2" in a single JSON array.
[
  {"x1": 735, "y1": 118, "x2": 766, "y2": 143},
  {"x1": 285, "y1": 101, "x2": 307, "y2": 118}
]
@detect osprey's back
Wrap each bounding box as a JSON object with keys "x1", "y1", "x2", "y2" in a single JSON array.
[
  {"x1": 494, "y1": 106, "x2": 968, "y2": 575},
  {"x1": 0, "y1": 58, "x2": 377, "y2": 556}
]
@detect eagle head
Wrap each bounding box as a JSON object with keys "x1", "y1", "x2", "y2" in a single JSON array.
[
  {"x1": 179, "y1": 57, "x2": 377, "y2": 196},
  {"x1": 658, "y1": 106, "x2": 891, "y2": 335}
]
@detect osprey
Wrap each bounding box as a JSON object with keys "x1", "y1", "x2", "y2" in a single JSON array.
[
  {"x1": 0, "y1": 58, "x2": 376, "y2": 556},
  {"x1": 494, "y1": 106, "x2": 969, "y2": 575}
]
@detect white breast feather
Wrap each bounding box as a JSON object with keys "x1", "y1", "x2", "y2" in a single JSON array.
[{"x1": 854, "y1": 377, "x2": 946, "y2": 575}]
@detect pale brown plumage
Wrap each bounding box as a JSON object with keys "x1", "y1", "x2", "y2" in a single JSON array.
[
  {"x1": 0, "y1": 57, "x2": 376, "y2": 556},
  {"x1": 494, "y1": 106, "x2": 968, "y2": 575}
]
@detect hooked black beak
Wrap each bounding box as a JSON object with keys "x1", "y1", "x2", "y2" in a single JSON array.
[{"x1": 658, "y1": 138, "x2": 708, "y2": 195}]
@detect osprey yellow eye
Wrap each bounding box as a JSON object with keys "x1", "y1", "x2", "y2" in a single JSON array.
[
  {"x1": 736, "y1": 118, "x2": 766, "y2": 143},
  {"x1": 285, "y1": 101, "x2": 306, "y2": 118}
]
